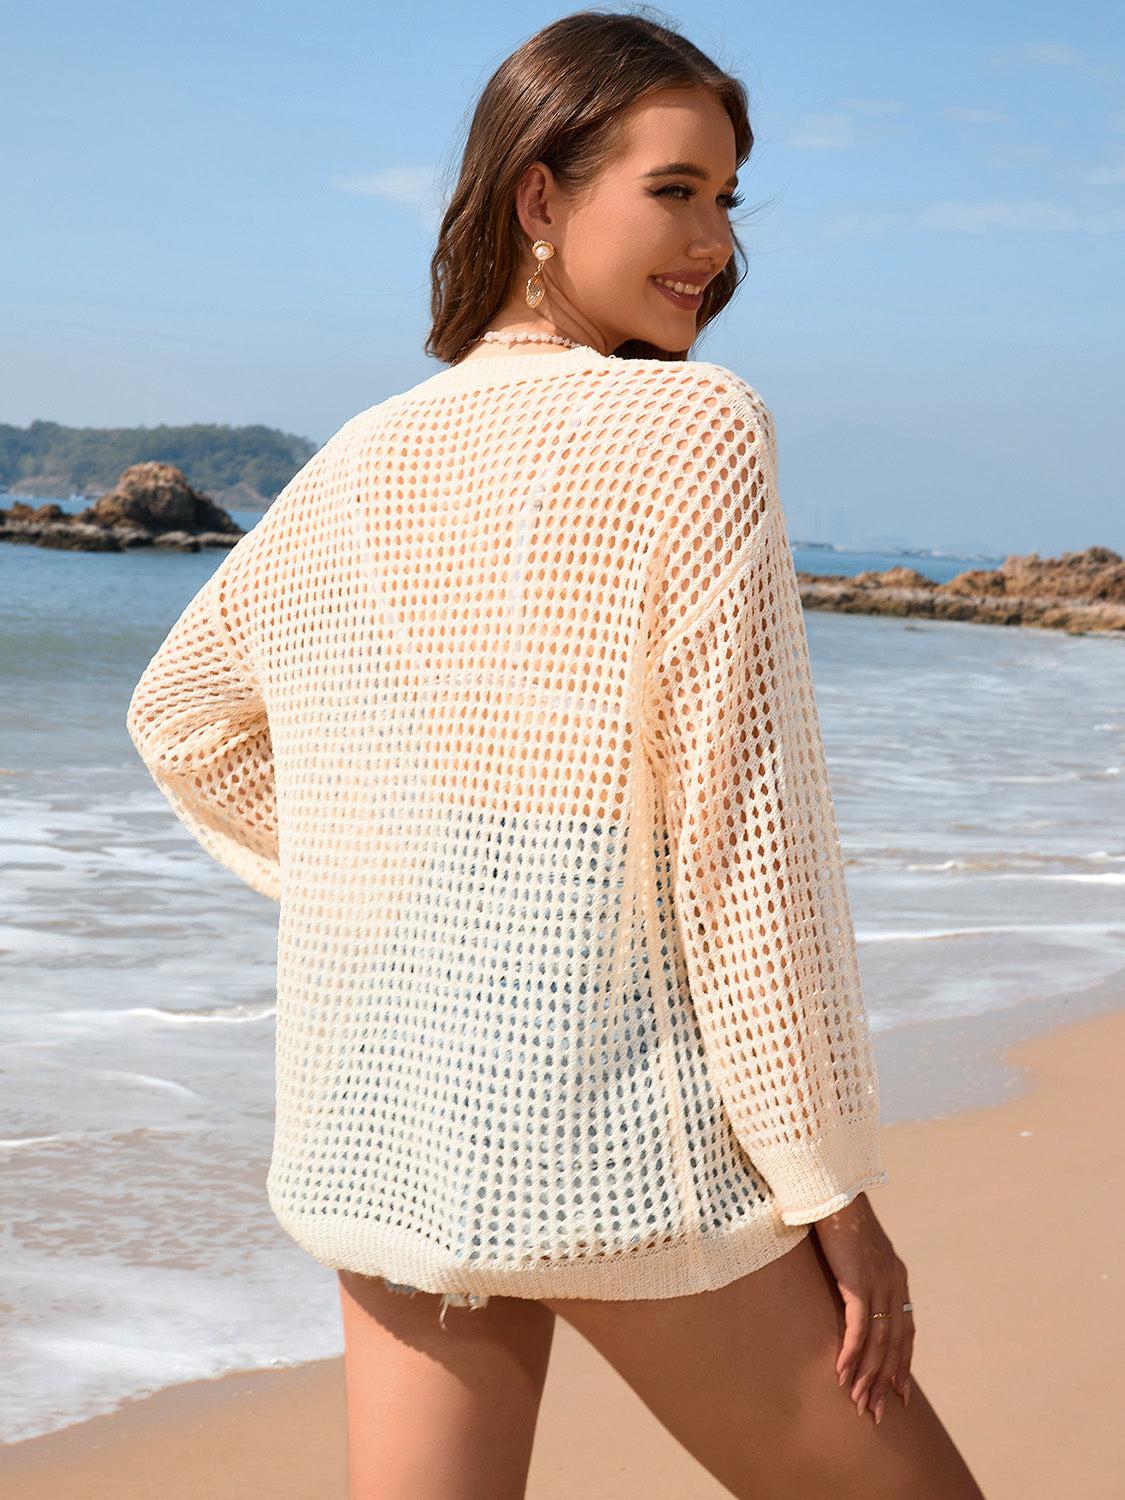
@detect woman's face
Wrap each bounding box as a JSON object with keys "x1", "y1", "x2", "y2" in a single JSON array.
[{"x1": 515, "y1": 85, "x2": 741, "y2": 354}]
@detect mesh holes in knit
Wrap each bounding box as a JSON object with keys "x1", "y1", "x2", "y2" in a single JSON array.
[{"x1": 126, "y1": 354, "x2": 886, "y2": 1293}]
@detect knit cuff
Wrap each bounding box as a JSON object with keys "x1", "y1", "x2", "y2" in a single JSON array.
[{"x1": 745, "y1": 1114, "x2": 889, "y2": 1226}]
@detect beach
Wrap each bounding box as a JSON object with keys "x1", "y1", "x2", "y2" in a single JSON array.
[
  {"x1": 3, "y1": 994, "x2": 1121, "y2": 1499},
  {"x1": 4, "y1": 533, "x2": 1122, "y2": 1493},
  {"x1": 5, "y1": 0, "x2": 1121, "y2": 1488}
]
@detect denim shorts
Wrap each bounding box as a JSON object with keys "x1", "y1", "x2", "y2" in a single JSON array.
[{"x1": 382, "y1": 1278, "x2": 491, "y2": 1328}]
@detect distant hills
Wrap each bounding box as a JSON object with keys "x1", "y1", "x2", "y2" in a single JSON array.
[{"x1": 0, "y1": 419, "x2": 318, "y2": 510}]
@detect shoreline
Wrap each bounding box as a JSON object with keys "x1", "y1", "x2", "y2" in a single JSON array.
[
  {"x1": 795, "y1": 546, "x2": 1125, "y2": 636},
  {"x1": 2, "y1": 991, "x2": 1122, "y2": 1498},
  {"x1": 797, "y1": 576, "x2": 1125, "y2": 636},
  {"x1": 875, "y1": 958, "x2": 1125, "y2": 1126}
]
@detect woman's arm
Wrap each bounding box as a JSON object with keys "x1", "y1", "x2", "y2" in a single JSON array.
[
  {"x1": 125, "y1": 556, "x2": 281, "y2": 903},
  {"x1": 642, "y1": 377, "x2": 887, "y2": 1227}
]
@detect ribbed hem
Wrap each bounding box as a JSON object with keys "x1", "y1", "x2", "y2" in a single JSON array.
[{"x1": 268, "y1": 1199, "x2": 811, "y2": 1302}]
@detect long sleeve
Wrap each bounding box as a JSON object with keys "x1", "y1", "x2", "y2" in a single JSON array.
[
  {"x1": 125, "y1": 554, "x2": 280, "y2": 903},
  {"x1": 642, "y1": 379, "x2": 887, "y2": 1226}
]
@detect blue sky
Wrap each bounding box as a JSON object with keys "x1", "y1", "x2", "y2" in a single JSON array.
[{"x1": 3, "y1": 2, "x2": 1122, "y2": 554}]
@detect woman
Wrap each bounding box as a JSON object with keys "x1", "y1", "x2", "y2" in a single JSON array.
[{"x1": 127, "y1": 11, "x2": 985, "y2": 1499}]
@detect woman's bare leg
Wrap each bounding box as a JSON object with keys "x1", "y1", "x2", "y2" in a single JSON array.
[
  {"x1": 337, "y1": 1272, "x2": 555, "y2": 1500},
  {"x1": 543, "y1": 1233, "x2": 985, "y2": 1500}
]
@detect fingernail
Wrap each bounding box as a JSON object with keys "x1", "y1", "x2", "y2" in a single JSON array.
[
  {"x1": 857, "y1": 1390, "x2": 868, "y2": 1416},
  {"x1": 874, "y1": 1398, "x2": 885, "y2": 1425},
  {"x1": 838, "y1": 1367, "x2": 848, "y2": 1388}
]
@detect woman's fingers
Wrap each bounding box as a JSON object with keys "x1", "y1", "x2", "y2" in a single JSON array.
[
  {"x1": 867, "y1": 1259, "x2": 911, "y2": 1423},
  {"x1": 835, "y1": 1287, "x2": 870, "y2": 1390},
  {"x1": 893, "y1": 1268, "x2": 916, "y2": 1404},
  {"x1": 849, "y1": 1303, "x2": 892, "y2": 1416},
  {"x1": 866, "y1": 1295, "x2": 904, "y2": 1425},
  {"x1": 850, "y1": 1259, "x2": 914, "y2": 1423}
]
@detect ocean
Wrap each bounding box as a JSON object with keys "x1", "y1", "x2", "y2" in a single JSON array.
[{"x1": 2, "y1": 505, "x2": 1122, "y2": 1443}]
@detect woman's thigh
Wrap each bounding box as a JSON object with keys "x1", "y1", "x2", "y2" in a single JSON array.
[
  {"x1": 337, "y1": 1271, "x2": 556, "y2": 1500},
  {"x1": 543, "y1": 1234, "x2": 984, "y2": 1500}
]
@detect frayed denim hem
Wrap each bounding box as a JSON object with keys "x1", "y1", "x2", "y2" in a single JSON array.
[{"x1": 382, "y1": 1278, "x2": 491, "y2": 1328}]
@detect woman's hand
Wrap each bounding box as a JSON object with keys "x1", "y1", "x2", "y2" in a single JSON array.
[{"x1": 813, "y1": 1193, "x2": 914, "y2": 1425}]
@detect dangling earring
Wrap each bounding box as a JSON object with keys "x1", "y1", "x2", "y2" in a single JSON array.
[{"x1": 525, "y1": 239, "x2": 554, "y2": 309}]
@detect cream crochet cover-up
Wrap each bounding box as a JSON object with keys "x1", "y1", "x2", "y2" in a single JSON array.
[{"x1": 126, "y1": 344, "x2": 888, "y2": 1302}]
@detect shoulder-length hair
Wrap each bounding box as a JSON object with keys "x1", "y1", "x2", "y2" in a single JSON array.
[{"x1": 426, "y1": 8, "x2": 755, "y2": 367}]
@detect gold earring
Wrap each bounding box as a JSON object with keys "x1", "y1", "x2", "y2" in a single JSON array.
[{"x1": 525, "y1": 239, "x2": 554, "y2": 308}]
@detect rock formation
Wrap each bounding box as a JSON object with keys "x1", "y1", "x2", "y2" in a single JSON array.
[
  {"x1": 2, "y1": 472, "x2": 1122, "y2": 637},
  {"x1": 0, "y1": 462, "x2": 245, "y2": 551},
  {"x1": 797, "y1": 546, "x2": 1125, "y2": 635}
]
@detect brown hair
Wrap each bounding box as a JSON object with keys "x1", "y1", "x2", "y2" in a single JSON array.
[{"x1": 425, "y1": 8, "x2": 756, "y2": 367}]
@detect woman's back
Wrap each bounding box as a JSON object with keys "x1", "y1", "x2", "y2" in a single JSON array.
[
  {"x1": 117, "y1": 10, "x2": 1000, "y2": 1490},
  {"x1": 125, "y1": 344, "x2": 886, "y2": 1303}
]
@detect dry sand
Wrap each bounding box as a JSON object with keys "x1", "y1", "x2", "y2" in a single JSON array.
[{"x1": 3, "y1": 1003, "x2": 1123, "y2": 1499}]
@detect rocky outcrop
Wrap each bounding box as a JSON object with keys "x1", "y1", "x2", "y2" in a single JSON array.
[
  {"x1": 0, "y1": 463, "x2": 245, "y2": 551},
  {"x1": 3, "y1": 472, "x2": 1122, "y2": 637},
  {"x1": 798, "y1": 546, "x2": 1125, "y2": 636}
]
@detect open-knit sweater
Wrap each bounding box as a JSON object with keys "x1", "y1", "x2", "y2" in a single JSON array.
[{"x1": 126, "y1": 344, "x2": 888, "y2": 1301}]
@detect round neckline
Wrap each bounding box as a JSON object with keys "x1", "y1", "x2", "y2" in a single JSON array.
[{"x1": 423, "y1": 343, "x2": 618, "y2": 390}]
